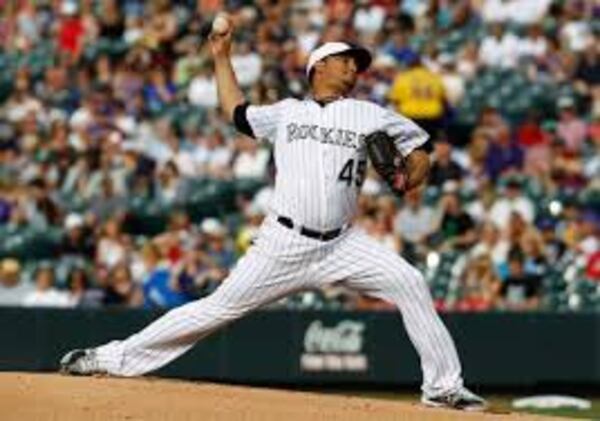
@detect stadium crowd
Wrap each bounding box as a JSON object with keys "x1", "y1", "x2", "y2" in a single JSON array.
[{"x1": 0, "y1": 0, "x2": 598, "y2": 312}]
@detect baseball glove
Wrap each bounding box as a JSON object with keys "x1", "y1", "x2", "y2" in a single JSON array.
[{"x1": 364, "y1": 131, "x2": 409, "y2": 195}]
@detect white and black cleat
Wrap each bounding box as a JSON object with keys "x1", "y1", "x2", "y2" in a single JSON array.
[
  {"x1": 59, "y1": 349, "x2": 103, "y2": 376},
  {"x1": 422, "y1": 387, "x2": 487, "y2": 411}
]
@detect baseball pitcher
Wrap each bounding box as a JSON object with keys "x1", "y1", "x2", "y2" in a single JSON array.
[{"x1": 61, "y1": 13, "x2": 486, "y2": 411}]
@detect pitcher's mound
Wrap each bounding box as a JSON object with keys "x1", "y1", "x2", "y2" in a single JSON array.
[{"x1": 0, "y1": 373, "x2": 547, "y2": 420}]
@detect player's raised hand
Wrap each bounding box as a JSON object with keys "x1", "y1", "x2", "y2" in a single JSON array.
[{"x1": 209, "y1": 13, "x2": 233, "y2": 58}]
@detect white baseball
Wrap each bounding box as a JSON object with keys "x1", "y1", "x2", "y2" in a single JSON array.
[{"x1": 212, "y1": 14, "x2": 230, "y2": 35}]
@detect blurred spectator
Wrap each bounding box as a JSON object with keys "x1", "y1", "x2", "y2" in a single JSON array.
[
  {"x1": 519, "y1": 24, "x2": 548, "y2": 60},
  {"x1": 556, "y1": 97, "x2": 587, "y2": 153},
  {"x1": 388, "y1": 56, "x2": 447, "y2": 137},
  {"x1": 428, "y1": 137, "x2": 463, "y2": 187},
  {"x1": 56, "y1": 1, "x2": 86, "y2": 62},
  {"x1": 142, "y1": 0, "x2": 177, "y2": 64},
  {"x1": 381, "y1": 28, "x2": 418, "y2": 67},
  {"x1": 98, "y1": 0, "x2": 125, "y2": 40},
  {"x1": 368, "y1": 212, "x2": 402, "y2": 253},
  {"x1": 66, "y1": 266, "x2": 103, "y2": 308},
  {"x1": 96, "y1": 217, "x2": 129, "y2": 269},
  {"x1": 394, "y1": 188, "x2": 435, "y2": 249},
  {"x1": 203, "y1": 131, "x2": 234, "y2": 179},
  {"x1": 470, "y1": 222, "x2": 510, "y2": 269},
  {"x1": 549, "y1": 137, "x2": 587, "y2": 190},
  {"x1": 484, "y1": 125, "x2": 523, "y2": 181},
  {"x1": 22, "y1": 264, "x2": 72, "y2": 308},
  {"x1": 489, "y1": 179, "x2": 535, "y2": 230},
  {"x1": 171, "y1": 246, "x2": 224, "y2": 300},
  {"x1": 538, "y1": 218, "x2": 566, "y2": 263},
  {"x1": 519, "y1": 229, "x2": 549, "y2": 278},
  {"x1": 455, "y1": 41, "x2": 480, "y2": 80},
  {"x1": 353, "y1": 1, "x2": 386, "y2": 39},
  {"x1": 156, "y1": 160, "x2": 183, "y2": 205},
  {"x1": 498, "y1": 250, "x2": 541, "y2": 311},
  {"x1": 235, "y1": 205, "x2": 265, "y2": 255},
  {"x1": 144, "y1": 67, "x2": 177, "y2": 114},
  {"x1": 462, "y1": 130, "x2": 491, "y2": 193},
  {"x1": 516, "y1": 111, "x2": 550, "y2": 174},
  {"x1": 59, "y1": 213, "x2": 95, "y2": 259},
  {"x1": 574, "y1": 46, "x2": 599, "y2": 98},
  {"x1": 232, "y1": 136, "x2": 270, "y2": 179},
  {"x1": 435, "y1": 187, "x2": 477, "y2": 250},
  {"x1": 478, "y1": 21, "x2": 520, "y2": 69},
  {"x1": 5, "y1": 71, "x2": 43, "y2": 124},
  {"x1": 103, "y1": 263, "x2": 142, "y2": 307},
  {"x1": 231, "y1": 41, "x2": 263, "y2": 88},
  {"x1": 454, "y1": 254, "x2": 500, "y2": 312},
  {"x1": 437, "y1": 53, "x2": 465, "y2": 108},
  {"x1": 0, "y1": 258, "x2": 34, "y2": 306},
  {"x1": 480, "y1": 0, "x2": 551, "y2": 25},
  {"x1": 140, "y1": 243, "x2": 188, "y2": 309},
  {"x1": 576, "y1": 211, "x2": 600, "y2": 259},
  {"x1": 188, "y1": 62, "x2": 218, "y2": 108},
  {"x1": 202, "y1": 218, "x2": 236, "y2": 271},
  {"x1": 559, "y1": 2, "x2": 593, "y2": 53}
]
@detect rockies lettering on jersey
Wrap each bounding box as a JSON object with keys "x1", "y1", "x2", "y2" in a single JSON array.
[
  {"x1": 235, "y1": 98, "x2": 429, "y2": 231},
  {"x1": 285, "y1": 123, "x2": 364, "y2": 149}
]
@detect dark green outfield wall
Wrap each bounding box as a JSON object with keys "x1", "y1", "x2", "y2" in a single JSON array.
[{"x1": 0, "y1": 308, "x2": 598, "y2": 387}]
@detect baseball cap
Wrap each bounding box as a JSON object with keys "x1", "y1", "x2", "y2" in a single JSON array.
[
  {"x1": 64, "y1": 213, "x2": 84, "y2": 230},
  {"x1": 201, "y1": 218, "x2": 226, "y2": 237},
  {"x1": 557, "y1": 96, "x2": 575, "y2": 109},
  {"x1": 306, "y1": 42, "x2": 372, "y2": 77}
]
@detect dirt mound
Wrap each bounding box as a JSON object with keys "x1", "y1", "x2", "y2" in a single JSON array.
[{"x1": 0, "y1": 373, "x2": 550, "y2": 420}]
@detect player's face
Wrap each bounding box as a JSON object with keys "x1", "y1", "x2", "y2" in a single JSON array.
[{"x1": 323, "y1": 54, "x2": 358, "y2": 91}]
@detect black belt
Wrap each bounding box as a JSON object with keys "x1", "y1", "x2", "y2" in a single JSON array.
[{"x1": 277, "y1": 216, "x2": 343, "y2": 242}]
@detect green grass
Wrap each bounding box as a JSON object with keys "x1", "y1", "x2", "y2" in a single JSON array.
[{"x1": 316, "y1": 390, "x2": 600, "y2": 419}]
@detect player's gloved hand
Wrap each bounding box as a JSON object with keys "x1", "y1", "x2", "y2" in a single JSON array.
[{"x1": 364, "y1": 130, "x2": 409, "y2": 196}]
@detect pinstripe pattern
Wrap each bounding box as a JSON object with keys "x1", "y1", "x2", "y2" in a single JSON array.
[
  {"x1": 315, "y1": 227, "x2": 462, "y2": 396},
  {"x1": 92, "y1": 97, "x2": 463, "y2": 396},
  {"x1": 248, "y1": 98, "x2": 429, "y2": 231}
]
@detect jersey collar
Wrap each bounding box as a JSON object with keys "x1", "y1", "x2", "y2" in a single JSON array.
[{"x1": 307, "y1": 95, "x2": 346, "y2": 108}]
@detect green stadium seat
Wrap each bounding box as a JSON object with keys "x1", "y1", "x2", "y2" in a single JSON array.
[
  {"x1": 234, "y1": 178, "x2": 266, "y2": 197},
  {"x1": 125, "y1": 198, "x2": 170, "y2": 236},
  {"x1": 0, "y1": 73, "x2": 13, "y2": 103}
]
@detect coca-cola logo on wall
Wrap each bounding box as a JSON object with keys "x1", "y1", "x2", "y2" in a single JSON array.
[{"x1": 300, "y1": 320, "x2": 368, "y2": 373}]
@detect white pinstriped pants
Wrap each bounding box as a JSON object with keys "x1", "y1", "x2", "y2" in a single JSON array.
[{"x1": 95, "y1": 215, "x2": 463, "y2": 396}]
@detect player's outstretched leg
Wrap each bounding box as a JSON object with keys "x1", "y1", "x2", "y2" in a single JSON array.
[
  {"x1": 317, "y1": 228, "x2": 486, "y2": 411},
  {"x1": 60, "y1": 246, "x2": 305, "y2": 376}
]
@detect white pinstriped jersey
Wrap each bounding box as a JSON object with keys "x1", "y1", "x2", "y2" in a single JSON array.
[
  {"x1": 83, "y1": 44, "x2": 464, "y2": 397},
  {"x1": 246, "y1": 98, "x2": 429, "y2": 231}
]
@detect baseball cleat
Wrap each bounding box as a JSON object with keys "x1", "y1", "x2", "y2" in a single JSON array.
[
  {"x1": 421, "y1": 387, "x2": 487, "y2": 411},
  {"x1": 60, "y1": 348, "x2": 103, "y2": 376}
]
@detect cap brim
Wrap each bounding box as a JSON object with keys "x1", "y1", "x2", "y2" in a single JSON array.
[{"x1": 334, "y1": 46, "x2": 372, "y2": 73}]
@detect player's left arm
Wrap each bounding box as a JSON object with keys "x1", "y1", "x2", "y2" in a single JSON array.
[
  {"x1": 403, "y1": 147, "x2": 430, "y2": 190},
  {"x1": 370, "y1": 108, "x2": 432, "y2": 193}
]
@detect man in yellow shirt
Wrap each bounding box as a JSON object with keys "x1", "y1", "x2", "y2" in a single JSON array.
[{"x1": 388, "y1": 56, "x2": 447, "y2": 139}]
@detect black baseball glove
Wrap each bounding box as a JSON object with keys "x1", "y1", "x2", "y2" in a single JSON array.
[{"x1": 364, "y1": 131, "x2": 409, "y2": 195}]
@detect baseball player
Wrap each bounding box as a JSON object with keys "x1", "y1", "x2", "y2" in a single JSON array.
[{"x1": 61, "y1": 14, "x2": 486, "y2": 411}]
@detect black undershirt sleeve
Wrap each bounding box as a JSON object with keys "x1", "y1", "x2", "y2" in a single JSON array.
[
  {"x1": 416, "y1": 142, "x2": 433, "y2": 154},
  {"x1": 233, "y1": 102, "x2": 255, "y2": 138}
]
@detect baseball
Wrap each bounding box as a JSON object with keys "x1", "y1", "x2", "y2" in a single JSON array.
[{"x1": 212, "y1": 14, "x2": 230, "y2": 35}]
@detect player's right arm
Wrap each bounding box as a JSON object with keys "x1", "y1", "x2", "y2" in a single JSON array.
[
  {"x1": 209, "y1": 15, "x2": 244, "y2": 122},
  {"x1": 209, "y1": 14, "x2": 292, "y2": 143}
]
